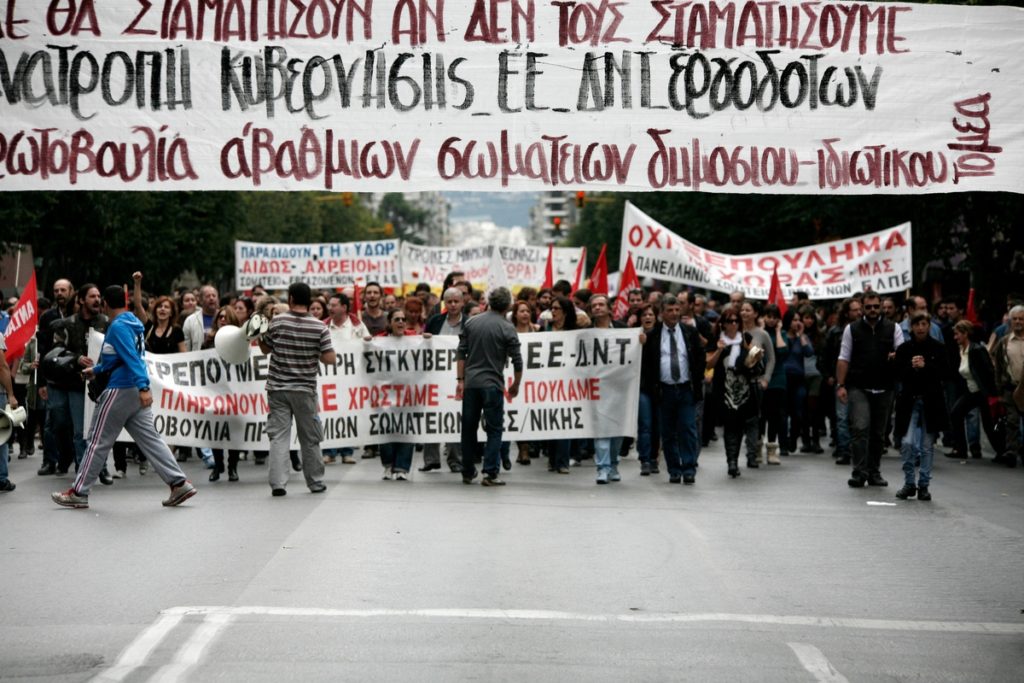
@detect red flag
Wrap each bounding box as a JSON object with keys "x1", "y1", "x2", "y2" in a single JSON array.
[
  {"x1": 768, "y1": 267, "x2": 788, "y2": 317},
  {"x1": 3, "y1": 272, "x2": 38, "y2": 365},
  {"x1": 541, "y1": 244, "x2": 554, "y2": 290},
  {"x1": 965, "y1": 288, "x2": 980, "y2": 325},
  {"x1": 352, "y1": 280, "x2": 362, "y2": 317},
  {"x1": 571, "y1": 246, "x2": 587, "y2": 294},
  {"x1": 588, "y1": 244, "x2": 609, "y2": 295},
  {"x1": 614, "y1": 252, "x2": 640, "y2": 321}
]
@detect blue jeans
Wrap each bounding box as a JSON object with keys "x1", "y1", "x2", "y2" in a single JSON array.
[
  {"x1": 900, "y1": 399, "x2": 935, "y2": 487},
  {"x1": 659, "y1": 383, "x2": 700, "y2": 478},
  {"x1": 637, "y1": 391, "x2": 658, "y2": 465},
  {"x1": 594, "y1": 437, "x2": 623, "y2": 475},
  {"x1": 47, "y1": 386, "x2": 87, "y2": 467},
  {"x1": 461, "y1": 386, "x2": 505, "y2": 477},
  {"x1": 0, "y1": 392, "x2": 9, "y2": 481},
  {"x1": 381, "y1": 443, "x2": 413, "y2": 473},
  {"x1": 835, "y1": 389, "x2": 851, "y2": 457}
]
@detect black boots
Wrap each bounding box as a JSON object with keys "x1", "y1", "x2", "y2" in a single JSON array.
[
  {"x1": 895, "y1": 484, "x2": 917, "y2": 499},
  {"x1": 727, "y1": 460, "x2": 740, "y2": 478}
]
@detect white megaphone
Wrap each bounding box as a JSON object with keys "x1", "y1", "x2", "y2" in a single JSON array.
[
  {"x1": 0, "y1": 405, "x2": 27, "y2": 444},
  {"x1": 214, "y1": 314, "x2": 269, "y2": 365}
]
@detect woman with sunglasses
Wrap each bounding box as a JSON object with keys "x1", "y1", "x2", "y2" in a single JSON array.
[
  {"x1": 635, "y1": 303, "x2": 662, "y2": 475},
  {"x1": 708, "y1": 310, "x2": 765, "y2": 478},
  {"x1": 542, "y1": 296, "x2": 578, "y2": 473},
  {"x1": 369, "y1": 308, "x2": 433, "y2": 480}
]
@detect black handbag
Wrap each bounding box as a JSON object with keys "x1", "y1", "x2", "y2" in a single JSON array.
[
  {"x1": 41, "y1": 346, "x2": 79, "y2": 384},
  {"x1": 86, "y1": 370, "x2": 112, "y2": 403}
]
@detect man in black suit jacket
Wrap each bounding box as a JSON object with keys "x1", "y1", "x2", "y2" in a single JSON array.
[{"x1": 641, "y1": 295, "x2": 707, "y2": 484}]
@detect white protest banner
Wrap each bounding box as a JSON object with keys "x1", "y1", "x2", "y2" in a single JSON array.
[
  {"x1": 89, "y1": 328, "x2": 640, "y2": 449},
  {"x1": 400, "y1": 243, "x2": 494, "y2": 293},
  {"x1": 1, "y1": 2, "x2": 1021, "y2": 194},
  {"x1": 235, "y1": 240, "x2": 400, "y2": 290},
  {"x1": 499, "y1": 246, "x2": 583, "y2": 292},
  {"x1": 622, "y1": 202, "x2": 911, "y2": 298}
]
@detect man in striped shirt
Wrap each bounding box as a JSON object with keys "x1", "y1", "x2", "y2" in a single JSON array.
[{"x1": 259, "y1": 282, "x2": 336, "y2": 497}]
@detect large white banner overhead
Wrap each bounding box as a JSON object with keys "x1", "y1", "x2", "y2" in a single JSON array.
[
  {"x1": 1, "y1": 2, "x2": 1021, "y2": 194},
  {"x1": 621, "y1": 202, "x2": 912, "y2": 298}
]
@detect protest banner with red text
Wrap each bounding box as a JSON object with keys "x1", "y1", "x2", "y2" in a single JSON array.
[
  {"x1": 621, "y1": 202, "x2": 912, "y2": 298},
  {"x1": 1, "y1": 3, "x2": 1021, "y2": 194},
  {"x1": 235, "y1": 240, "x2": 400, "y2": 290},
  {"x1": 88, "y1": 328, "x2": 640, "y2": 449}
]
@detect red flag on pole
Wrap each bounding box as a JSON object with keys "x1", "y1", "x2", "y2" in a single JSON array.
[
  {"x1": 613, "y1": 252, "x2": 640, "y2": 321},
  {"x1": 3, "y1": 272, "x2": 38, "y2": 365},
  {"x1": 588, "y1": 244, "x2": 609, "y2": 295},
  {"x1": 965, "y1": 288, "x2": 980, "y2": 325},
  {"x1": 352, "y1": 280, "x2": 362, "y2": 318},
  {"x1": 571, "y1": 246, "x2": 587, "y2": 294},
  {"x1": 542, "y1": 244, "x2": 554, "y2": 290},
  {"x1": 768, "y1": 267, "x2": 788, "y2": 317}
]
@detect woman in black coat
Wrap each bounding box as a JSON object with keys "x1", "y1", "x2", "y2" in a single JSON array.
[
  {"x1": 947, "y1": 320, "x2": 1002, "y2": 460},
  {"x1": 893, "y1": 312, "x2": 949, "y2": 501}
]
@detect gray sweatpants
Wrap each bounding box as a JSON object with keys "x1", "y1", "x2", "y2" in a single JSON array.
[
  {"x1": 74, "y1": 388, "x2": 186, "y2": 496},
  {"x1": 267, "y1": 390, "x2": 325, "y2": 491}
]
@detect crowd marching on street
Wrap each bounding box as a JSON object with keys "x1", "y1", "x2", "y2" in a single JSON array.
[{"x1": 1, "y1": 269, "x2": 1022, "y2": 508}]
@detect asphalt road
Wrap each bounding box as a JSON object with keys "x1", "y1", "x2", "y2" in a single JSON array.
[{"x1": 2, "y1": 437, "x2": 1022, "y2": 682}]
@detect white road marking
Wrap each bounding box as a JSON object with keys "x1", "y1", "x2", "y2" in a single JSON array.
[
  {"x1": 90, "y1": 611, "x2": 185, "y2": 682},
  {"x1": 150, "y1": 611, "x2": 235, "y2": 683},
  {"x1": 92, "y1": 605, "x2": 1024, "y2": 679},
  {"x1": 788, "y1": 642, "x2": 850, "y2": 683}
]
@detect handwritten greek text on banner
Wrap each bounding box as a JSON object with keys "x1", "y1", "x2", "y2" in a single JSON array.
[
  {"x1": 235, "y1": 240, "x2": 400, "y2": 290},
  {"x1": 1, "y1": 2, "x2": 1021, "y2": 194},
  {"x1": 400, "y1": 243, "x2": 584, "y2": 293},
  {"x1": 621, "y1": 202, "x2": 912, "y2": 298},
  {"x1": 89, "y1": 329, "x2": 640, "y2": 450}
]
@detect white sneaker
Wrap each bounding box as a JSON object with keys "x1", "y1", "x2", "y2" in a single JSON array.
[
  {"x1": 382, "y1": 467, "x2": 393, "y2": 480},
  {"x1": 569, "y1": 459, "x2": 581, "y2": 467},
  {"x1": 113, "y1": 470, "x2": 126, "y2": 479},
  {"x1": 394, "y1": 471, "x2": 408, "y2": 481}
]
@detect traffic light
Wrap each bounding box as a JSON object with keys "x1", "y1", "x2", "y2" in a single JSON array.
[
  {"x1": 342, "y1": 192, "x2": 354, "y2": 207},
  {"x1": 575, "y1": 191, "x2": 585, "y2": 208},
  {"x1": 552, "y1": 216, "x2": 562, "y2": 234}
]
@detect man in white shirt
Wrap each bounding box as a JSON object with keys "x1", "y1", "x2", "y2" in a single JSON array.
[
  {"x1": 325, "y1": 293, "x2": 366, "y2": 465},
  {"x1": 182, "y1": 285, "x2": 220, "y2": 352}
]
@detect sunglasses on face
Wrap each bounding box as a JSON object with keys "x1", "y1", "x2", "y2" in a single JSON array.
[
  {"x1": 864, "y1": 304, "x2": 881, "y2": 310},
  {"x1": 722, "y1": 318, "x2": 738, "y2": 324}
]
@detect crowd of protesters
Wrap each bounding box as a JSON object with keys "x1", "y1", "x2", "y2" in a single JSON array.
[{"x1": 1, "y1": 270, "x2": 1022, "y2": 504}]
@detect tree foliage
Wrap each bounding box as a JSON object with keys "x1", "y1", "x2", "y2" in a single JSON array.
[{"x1": 0, "y1": 191, "x2": 387, "y2": 293}]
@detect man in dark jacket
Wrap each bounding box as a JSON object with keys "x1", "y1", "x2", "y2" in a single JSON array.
[
  {"x1": 45, "y1": 284, "x2": 109, "y2": 479},
  {"x1": 35, "y1": 278, "x2": 75, "y2": 476},
  {"x1": 893, "y1": 312, "x2": 948, "y2": 500},
  {"x1": 641, "y1": 295, "x2": 707, "y2": 485},
  {"x1": 421, "y1": 287, "x2": 467, "y2": 473},
  {"x1": 836, "y1": 291, "x2": 904, "y2": 488}
]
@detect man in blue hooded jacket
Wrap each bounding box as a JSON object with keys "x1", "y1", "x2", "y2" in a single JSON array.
[{"x1": 52, "y1": 285, "x2": 196, "y2": 509}]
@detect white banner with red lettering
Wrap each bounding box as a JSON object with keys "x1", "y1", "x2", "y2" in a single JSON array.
[
  {"x1": 621, "y1": 202, "x2": 911, "y2": 298},
  {"x1": 400, "y1": 243, "x2": 583, "y2": 293},
  {"x1": 235, "y1": 240, "x2": 400, "y2": 290},
  {"x1": 1, "y1": 2, "x2": 1021, "y2": 194},
  {"x1": 87, "y1": 328, "x2": 640, "y2": 449}
]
